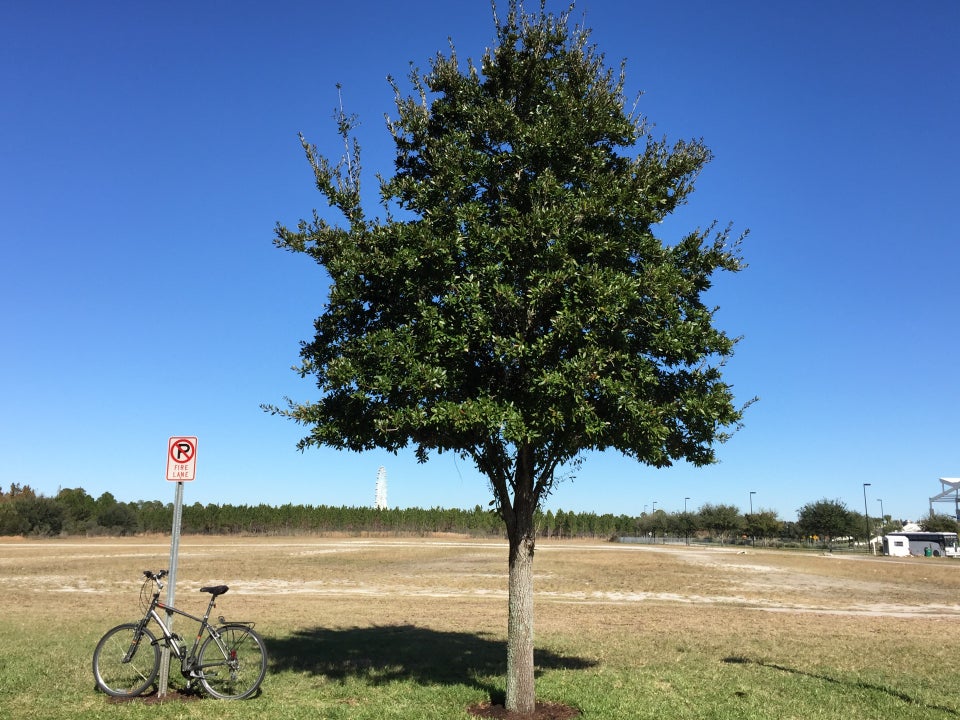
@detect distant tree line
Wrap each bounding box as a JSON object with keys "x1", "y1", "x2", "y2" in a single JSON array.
[{"x1": 1, "y1": 485, "x2": 952, "y2": 547}]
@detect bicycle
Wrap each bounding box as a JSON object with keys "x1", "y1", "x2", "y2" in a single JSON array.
[{"x1": 92, "y1": 569, "x2": 267, "y2": 700}]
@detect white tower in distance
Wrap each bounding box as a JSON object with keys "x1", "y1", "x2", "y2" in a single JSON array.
[{"x1": 375, "y1": 466, "x2": 388, "y2": 510}]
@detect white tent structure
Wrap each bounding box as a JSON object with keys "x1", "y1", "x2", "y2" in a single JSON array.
[{"x1": 929, "y1": 478, "x2": 960, "y2": 519}]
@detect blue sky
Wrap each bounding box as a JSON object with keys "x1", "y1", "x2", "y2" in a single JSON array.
[{"x1": 2, "y1": 1, "x2": 957, "y2": 523}]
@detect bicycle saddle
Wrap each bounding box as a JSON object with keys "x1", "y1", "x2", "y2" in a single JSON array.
[{"x1": 200, "y1": 585, "x2": 229, "y2": 596}]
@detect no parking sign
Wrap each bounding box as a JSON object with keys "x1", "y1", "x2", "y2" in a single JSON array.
[{"x1": 165, "y1": 437, "x2": 198, "y2": 481}]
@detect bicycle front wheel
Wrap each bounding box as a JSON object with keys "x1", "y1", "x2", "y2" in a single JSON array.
[
  {"x1": 197, "y1": 624, "x2": 267, "y2": 699},
  {"x1": 93, "y1": 623, "x2": 160, "y2": 698}
]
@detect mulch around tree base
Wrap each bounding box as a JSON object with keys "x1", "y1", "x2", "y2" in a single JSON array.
[{"x1": 468, "y1": 701, "x2": 581, "y2": 719}]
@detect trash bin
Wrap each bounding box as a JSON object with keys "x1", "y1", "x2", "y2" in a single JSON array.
[{"x1": 924, "y1": 547, "x2": 933, "y2": 557}]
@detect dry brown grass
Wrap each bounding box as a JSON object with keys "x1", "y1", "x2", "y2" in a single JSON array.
[
  {"x1": 8, "y1": 535, "x2": 960, "y2": 720},
  {"x1": 3, "y1": 534, "x2": 959, "y2": 672}
]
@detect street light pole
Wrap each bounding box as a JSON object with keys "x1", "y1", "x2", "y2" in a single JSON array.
[
  {"x1": 863, "y1": 483, "x2": 872, "y2": 553},
  {"x1": 749, "y1": 491, "x2": 756, "y2": 546},
  {"x1": 684, "y1": 497, "x2": 691, "y2": 545},
  {"x1": 749, "y1": 491, "x2": 756, "y2": 515}
]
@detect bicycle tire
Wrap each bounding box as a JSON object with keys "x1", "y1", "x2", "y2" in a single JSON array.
[
  {"x1": 197, "y1": 624, "x2": 267, "y2": 699},
  {"x1": 92, "y1": 623, "x2": 160, "y2": 698}
]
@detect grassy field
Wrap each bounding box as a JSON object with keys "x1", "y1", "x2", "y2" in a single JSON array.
[{"x1": 2, "y1": 535, "x2": 960, "y2": 719}]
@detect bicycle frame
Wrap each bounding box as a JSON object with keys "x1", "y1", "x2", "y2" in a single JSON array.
[{"x1": 128, "y1": 573, "x2": 232, "y2": 676}]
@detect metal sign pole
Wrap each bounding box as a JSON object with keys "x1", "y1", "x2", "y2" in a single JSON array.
[{"x1": 158, "y1": 480, "x2": 185, "y2": 697}]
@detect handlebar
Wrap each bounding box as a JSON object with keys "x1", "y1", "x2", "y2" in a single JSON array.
[{"x1": 143, "y1": 570, "x2": 168, "y2": 581}]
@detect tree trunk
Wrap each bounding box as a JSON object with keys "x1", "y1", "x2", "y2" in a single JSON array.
[
  {"x1": 503, "y1": 445, "x2": 537, "y2": 715},
  {"x1": 506, "y1": 525, "x2": 536, "y2": 714}
]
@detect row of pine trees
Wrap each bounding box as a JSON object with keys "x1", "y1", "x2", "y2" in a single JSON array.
[{"x1": 3, "y1": 483, "x2": 956, "y2": 543}]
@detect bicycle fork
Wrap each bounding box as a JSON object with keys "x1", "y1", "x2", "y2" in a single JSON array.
[{"x1": 121, "y1": 618, "x2": 151, "y2": 664}]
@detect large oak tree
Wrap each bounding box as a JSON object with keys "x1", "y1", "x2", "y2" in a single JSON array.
[{"x1": 268, "y1": 1, "x2": 748, "y2": 712}]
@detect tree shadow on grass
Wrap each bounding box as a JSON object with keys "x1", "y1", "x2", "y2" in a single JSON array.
[
  {"x1": 266, "y1": 624, "x2": 596, "y2": 701},
  {"x1": 722, "y1": 656, "x2": 960, "y2": 717}
]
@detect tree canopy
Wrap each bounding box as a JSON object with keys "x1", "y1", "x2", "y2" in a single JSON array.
[
  {"x1": 698, "y1": 503, "x2": 744, "y2": 543},
  {"x1": 270, "y1": 4, "x2": 747, "y2": 496},
  {"x1": 268, "y1": 1, "x2": 748, "y2": 712},
  {"x1": 920, "y1": 514, "x2": 960, "y2": 533},
  {"x1": 797, "y1": 498, "x2": 857, "y2": 545}
]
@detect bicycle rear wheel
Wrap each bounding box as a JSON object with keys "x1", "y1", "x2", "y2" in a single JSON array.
[
  {"x1": 93, "y1": 623, "x2": 160, "y2": 697},
  {"x1": 197, "y1": 624, "x2": 267, "y2": 699}
]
